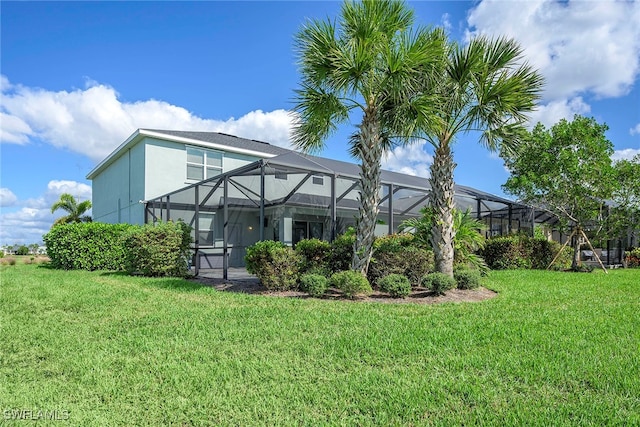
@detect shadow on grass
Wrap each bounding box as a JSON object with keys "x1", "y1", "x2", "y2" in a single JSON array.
[
  {"x1": 99, "y1": 271, "x2": 130, "y2": 277},
  {"x1": 97, "y1": 270, "x2": 206, "y2": 292}
]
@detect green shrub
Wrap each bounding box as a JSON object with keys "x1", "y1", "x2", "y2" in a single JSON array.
[
  {"x1": 43, "y1": 222, "x2": 133, "y2": 271},
  {"x1": 124, "y1": 221, "x2": 193, "y2": 277},
  {"x1": 574, "y1": 263, "x2": 595, "y2": 273},
  {"x1": 368, "y1": 245, "x2": 433, "y2": 287},
  {"x1": 299, "y1": 273, "x2": 328, "y2": 297},
  {"x1": 624, "y1": 248, "x2": 640, "y2": 268},
  {"x1": 549, "y1": 243, "x2": 573, "y2": 271},
  {"x1": 454, "y1": 269, "x2": 481, "y2": 290},
  {"x1": 378, "y1": 274, "x2": 411, "y2": 298},
  {"x1": 295, "y1": 238, "x2": 331, "y2": 275},
  {"x1": 15, "y1": 245, "x2": 29, "y2": 256},
  {"x1": 330, "y1": 270, "x2": 372, "y2": 298},
  {"x1": 422, "y1": 272, "x2": 456, "y2": 296},
  {"x1": 372, "y1": 233, "x2": 415, "y2": 252},
  {"x1": 481, "y1": 236, "x2": 528, "y2": 270},
  {"x1": 481, "y1": 235, "x2": 571, "y2": 271},
  {"x1": 329, "y1": 232, "x2": 356, "y2": 273},
  {"x1": 0, "y1": 251, "x2": 4, "y2": 258},
  {"x1": 245, "y1": 240, "x2": 301, "y2": 291}
]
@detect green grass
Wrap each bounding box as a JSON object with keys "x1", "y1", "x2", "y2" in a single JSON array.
[{"x1": 1, "y1": 264, "x2": 639, "y2": 426}]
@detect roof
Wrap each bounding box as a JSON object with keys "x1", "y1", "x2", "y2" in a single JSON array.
[
  {"x1": 146, "y1": 130, "x2": 291, "y2": 157},
  {"x1": 86, "y1": 128, "x2": 291, "y2": 179},
  {"x1": 90, "y1": 128, "x2": 525, "y2": 211}
]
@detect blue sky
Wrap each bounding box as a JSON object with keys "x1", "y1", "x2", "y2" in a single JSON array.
[{"x1": 1, "y1": 0, "x2": 639, "y2": 245}]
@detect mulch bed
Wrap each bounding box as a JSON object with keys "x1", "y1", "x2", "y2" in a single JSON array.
[{"x1": 194, "y1": 276, "x2": 497, "y2": 304}]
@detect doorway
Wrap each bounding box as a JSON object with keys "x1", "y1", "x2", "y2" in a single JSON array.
[{"x1": 293, "y1": 220, "x2": 324, "y2": 245}]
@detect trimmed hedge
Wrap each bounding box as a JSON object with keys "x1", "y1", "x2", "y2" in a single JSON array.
[
  {"x1": 245, "y1": 241, "x2": 301, "y2": 291},
  {"x1": 481, "y1": 235, "x2": 572, "y2": 271},
  {"x1": 43, "y1": 221, "x2": 193, "y2": 277},
  {"x1": 43, "y1": 222, "x2": 133, "y2": 271},
  {"x1": 124, "y1": 221, "x2": 193, "y2": 277}
]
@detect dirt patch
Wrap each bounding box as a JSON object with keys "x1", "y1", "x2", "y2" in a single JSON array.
[{"x1": 193, "y1": 276, "x2": 497, "y2": 304}]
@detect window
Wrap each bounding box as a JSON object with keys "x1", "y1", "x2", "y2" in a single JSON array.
[
  {"x1": 186, "y1": 147, "x2": 222, "y2": 180},
  {"x1": 312, "y1": 176, "x2": 324, "y2": 185},
  {"x1": 275, "y1": 171, "x2": 287, "y2": 180}
]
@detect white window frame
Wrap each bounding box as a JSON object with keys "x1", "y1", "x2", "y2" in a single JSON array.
[{"x1": 186, "y1": 146, "x2": 223, "y2": 181}]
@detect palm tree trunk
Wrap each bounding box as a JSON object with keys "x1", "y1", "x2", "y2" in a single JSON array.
[
  {"x1": 429, "y1": 142, "x2": 456, "y2": 278},
  {"x1": 353, "y1": 112, "x2": 382, "y2": 276}
]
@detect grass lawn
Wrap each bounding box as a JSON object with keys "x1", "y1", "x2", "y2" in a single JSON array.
[{"x1": 1, "y1": 264, "x2": 639, "y2": 426}]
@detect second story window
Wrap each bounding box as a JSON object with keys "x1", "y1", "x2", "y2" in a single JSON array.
[{"x1": 187, "y1": 147, "x2": 222, "y2": 180}]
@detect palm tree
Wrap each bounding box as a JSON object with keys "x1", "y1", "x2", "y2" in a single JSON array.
[
  {"x1": 417, "y1": 37, "x2": 544, "y2": 277},
  {"x1": 292, "y1": 0, "x2": 445, "y2": 275},
  {"x1": 51, "y1": 193, "x2": 92, "y2": 226},
  {"x1": 399, "y1": 207, "x2": 488, "y2": 271}
]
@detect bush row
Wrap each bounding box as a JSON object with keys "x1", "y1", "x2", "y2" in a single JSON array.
[
  {"x1": 245, "y1": 234, "x2": 481, "y2": 299},
  {"x1": 480, "y1": 235, "x2": 572, "y2": 270},
  {"x1": 43, "y1": 221, "x2": 192, "y2": 277}
]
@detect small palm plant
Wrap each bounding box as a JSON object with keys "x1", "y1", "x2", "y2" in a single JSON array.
[
  {"x1": 399, "y1": 207, "x2": 487, "y2": 272},
  {"x1": 452, "y1": 209, "x2": 488, "y2": 273},
  {"x1": 51, "y1": 193, "x2": 92, "y2": 226}
]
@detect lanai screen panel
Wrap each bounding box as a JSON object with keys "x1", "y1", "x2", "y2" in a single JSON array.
[
  {"x1": 334, "y1": 174, "x2": 360, "y2": 234},
  {"x1": 385, "y1": 187, "x2": 431, "y2": 232},
  {"x1": 262, "y1": 162, "x2": 333, "y2": 242}
]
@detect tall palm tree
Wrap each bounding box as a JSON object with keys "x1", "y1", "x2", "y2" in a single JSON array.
[
  {"x1": 418, "y1": 37, "x2": 544, "y2": 277},
  {"x1": 292, "y1": 0, "x2": 444, "y2": 275},
  {"x1": 51, "y1": 193, "x2": 92, "y2": 226}
]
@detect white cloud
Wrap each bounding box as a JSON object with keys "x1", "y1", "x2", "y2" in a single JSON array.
[
  {"x1": 382, "y1": 141, "x2": 433, "y2": 177},
  {"x1": 466, "y1": 0, "x2": 640, "y2": 102},
  {"x1": 0, "y1": 180, "x2": 92, "y2": 245},
  {"x1": 612, "y1": 148, "x2": 640, "y2": 161},
  {"x1": 441, "y1": 13, "x2": 452, "y2": 34},
  {"x1": 46, "y1": 180, "x2": 92, "y2": 200},
  {"x1": 0, "y1": 76, "x2": 295, "y2": 162},
  {"x1": 0, "y1": 207, "x2": 53, "y2": 246},
  {"x1": 631, "y1": 123, "x2": 640, "y2": 136},
  {"x1": 0, "y1": 75, "x2": 12, "y2": 92},
  {"x1": 0, "y1": 112, "x2": 33, "y2": 143},
  {"x1": 0, "y1": 188, "x2": 18, "y2": 207},
  {"x1": 527, "y1": 96, "x2": 591, "y2": 128}
]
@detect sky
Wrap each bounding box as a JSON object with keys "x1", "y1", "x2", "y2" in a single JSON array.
[{"x1": 1, "y1": 0, "x2": 639, "y2": 246}]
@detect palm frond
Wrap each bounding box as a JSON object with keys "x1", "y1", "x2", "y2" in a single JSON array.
[{"x1": 291, "y1": 84, "x2": 351, "y2": 153}]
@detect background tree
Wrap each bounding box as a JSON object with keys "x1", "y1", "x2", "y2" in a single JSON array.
[
  {"x1": 51, "y1": 193, "x2": 92, "y2": 226},
  {"x1": 292, "y1": 0, "x2": 444, "y2": 275},
  {"x1": 15, "y1": 245, "x2": 29, "y2": 256},
  {"x1": 606, "y1": 155, "x2": 640, "y2": 248},
  {"x1": 415, "y1": 36, "x2": 543, "y2": 277},
  {"x1": 502, "y1": 115, "x2": 616, "y2": 270}
]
